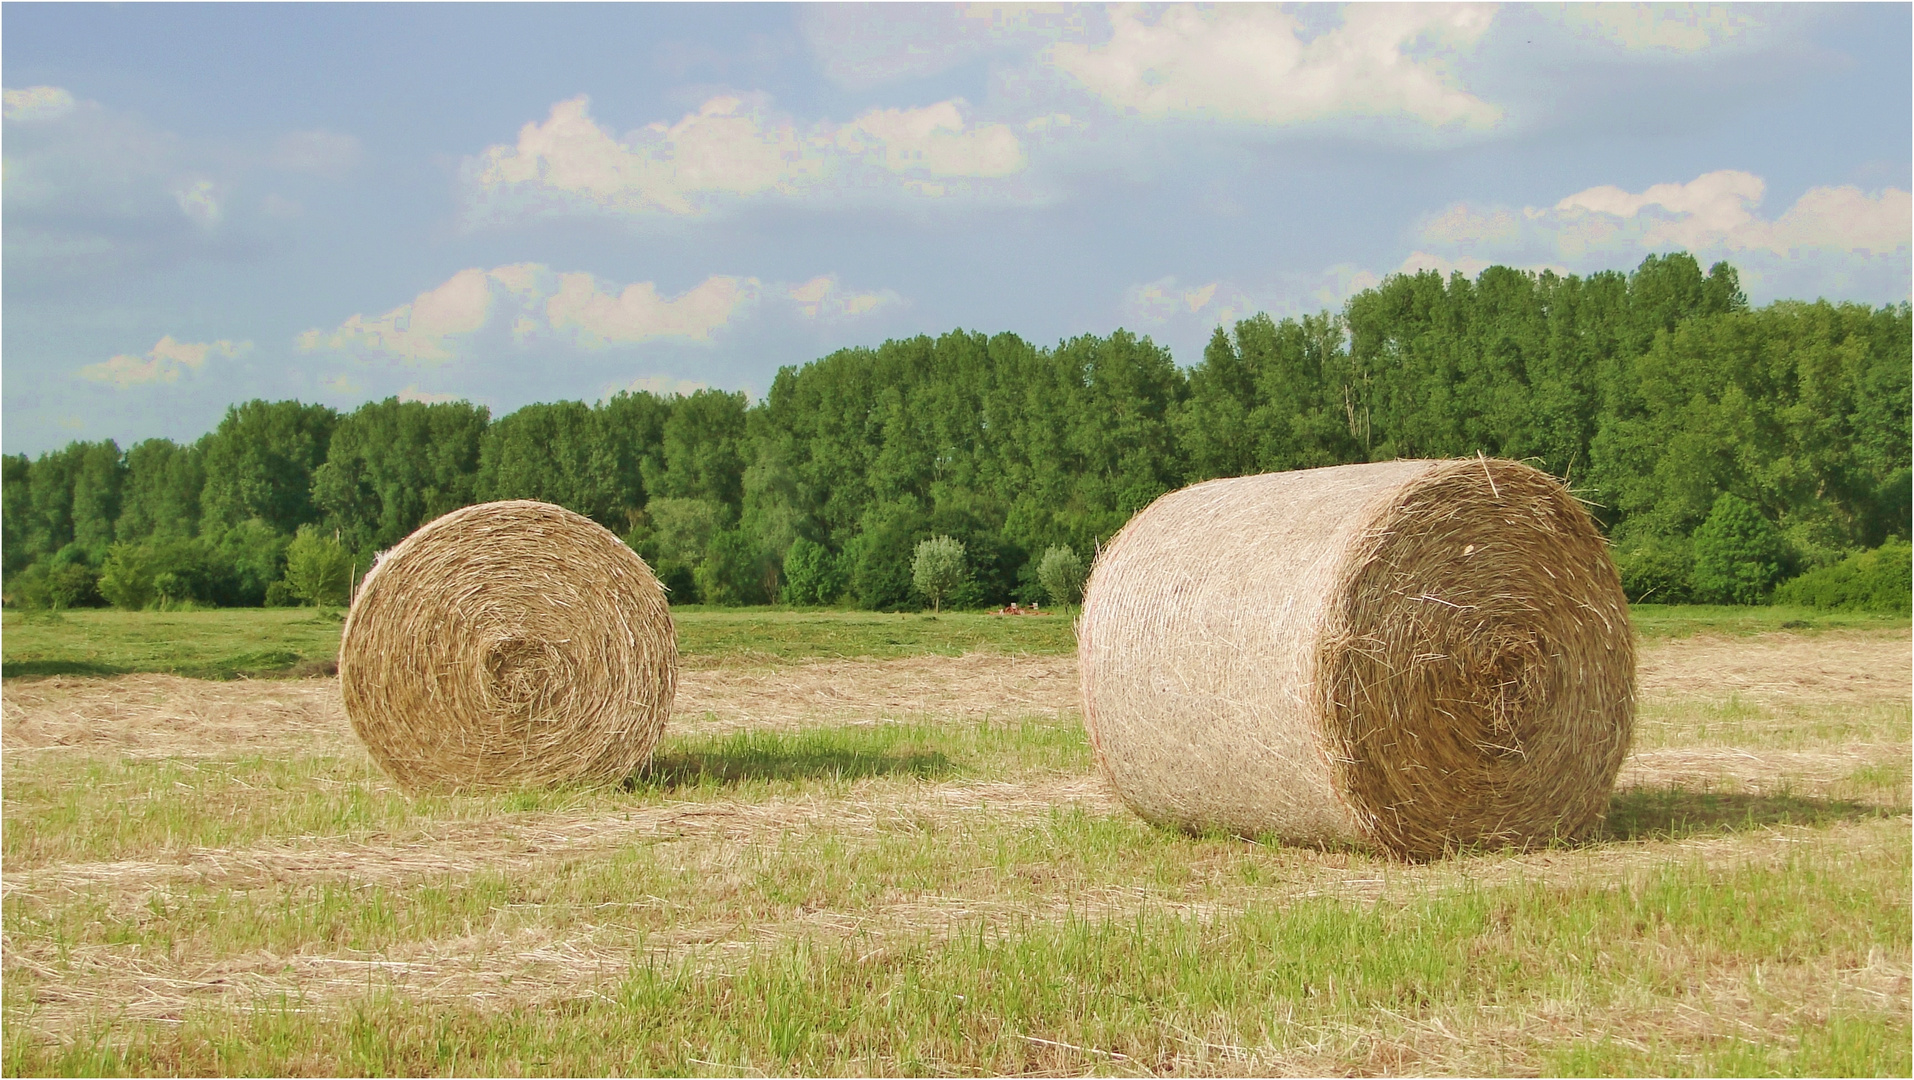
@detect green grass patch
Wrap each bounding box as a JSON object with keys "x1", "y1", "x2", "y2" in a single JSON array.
[
  {"x1": 1, "y1": 607, "x2": 1077, "y2": 680},
  {"x1": 1627, "y1": 603, "x2": 1908, "y2": 639},
  {"x1": 0, "y1": 608, "x2": 346, "y2": 681},
  {"x1": 7, "y1": 840, "x2": 1906, "y2": 1076},
  {"x1": 7, "y1": 604, "x2": 1903, "y2": 681}
]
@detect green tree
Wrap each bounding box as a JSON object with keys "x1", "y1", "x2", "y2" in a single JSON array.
[
  {"x1": 200, "y1": 400, "x2": 339, "y2": 535},
  {"x1": 1036, "y1": 545, "x2": 1087, "y2": 609},
  {"x1": 476, "y1": 401, "x2": 620, "y2": 526},
  {"x1": 282, "y1": 525, "x2": 352, "y2": 606},
  {"x1": 116, "y1": 438, "x2": 205, "y2": 543},
  {"x1": 780, "y1": 537, "x2": 844, "y2": 605},
  {"x1": 212, "y1": 518, "x2": 292, "y2": 606},
  {"x1": 696, "y1": 529, "x2": 766, "y2": 606},
  {"x1": 1690, "y1": 493, "x2": 1790, "y2": 604},
  {"x1": 911, "y1": 535, "x2": 969, "y2": 614},
  {"x1": 314, "y1": 398, "x2": 488, "y2": 551},
  {"x1": 644, "y1": 389, "x2": 749, "y2": 511},
  {"x1": 97, "y1": 542, "x2": 158, "y2": 610}
]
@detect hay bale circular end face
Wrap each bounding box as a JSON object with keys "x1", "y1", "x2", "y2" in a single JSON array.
[
  {"x1": 1079, "y1": 459, "x2": 1634, "y2": 858},
  {"x1": 340, "y1": 500, "x2": 677, "y2": 794}
]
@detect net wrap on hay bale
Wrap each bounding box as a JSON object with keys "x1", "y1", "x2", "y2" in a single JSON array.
[
  {"x1": 1078, "y1": 458, "x2": 1633, "y2": 858},
  {"x1": 340, "y1": 500, "x2": 677, "y2": 793}
]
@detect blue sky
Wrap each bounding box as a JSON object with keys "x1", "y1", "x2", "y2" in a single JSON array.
[{"x1": 4, "y1": 2, "x2": 1909, "y2": 455}]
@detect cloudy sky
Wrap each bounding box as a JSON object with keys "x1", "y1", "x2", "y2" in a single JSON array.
[{"x1": 4, "y1": 2, "x2": 1909, "y2": 455}]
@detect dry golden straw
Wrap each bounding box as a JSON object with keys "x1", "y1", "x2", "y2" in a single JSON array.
[
  {"x1": 1078, "y1": 458, "x2": 1634, "y2": 859},
  {"x1": 340, "y1": 500, "x2": 677, "y2": 794}
]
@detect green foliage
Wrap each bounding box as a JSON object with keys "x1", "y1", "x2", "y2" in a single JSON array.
[
  {"x1": 475, "y1": 401, "x2": 621, "y2": 527},
  {"x1": 3, "y1": 255, "x2": 1908, "y2": 612},
  {"x1": 780, "y1": 538, "x2": 845, "y2": 606},
  {"x1": 199, "y1": 400, "x2": 338, "y2": 535},
  {"x1": 1690, "y1": 493, "x2": 1791, "y2": 604},
  {"x1": 696, "y1": 529, "x2": 767, "y2": 607},
  {"x1": 212, "y1": 519, "x2": 292, "y2": 607},
  {"x1": 911, "y1": 535, "x2": 969, "y2": 614},
  {"x1": 1773, "y1": 541, "x2": 1913, "y2": 613},
  {"x1": 1610, "y1": 534, "x2": 1695, "y2": 604},
  {"x1": 314, "y1": 398, "x2": 488, "y2": 551},
  {"x1": 115, "y1": 438, "x2": 204, "y2": 543},
  {"x1": 282, "y1": 525, "x2": 352, "y2": 607},
  {"x1": 4, "y1": 559, "x2": 99, "y2": 611},
  {"x1": 97, "y1": 539, "x2": 221, "y2": 610},
  {"x1": 1035, "y1": 545, "x2": 1087, "y2": 608},
  {"x1": 846, "y1": 498, "x2": 927, "y2": 611}
]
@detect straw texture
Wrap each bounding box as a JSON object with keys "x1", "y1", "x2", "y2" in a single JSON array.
[
  {"x1": 1078, "y1": 458, "x2": 1634, "y2": 859},
  {"x1": 339, "y1": 500, "x2": 677, "y2": 794}
]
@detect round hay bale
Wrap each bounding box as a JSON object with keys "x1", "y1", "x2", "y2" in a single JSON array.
[
  {"x1": 339, "y1": 500, "x2": 677, "y2": 794},
  {"x1": 1078, "y1": 458, "x2": 1633, "y2": 858}
]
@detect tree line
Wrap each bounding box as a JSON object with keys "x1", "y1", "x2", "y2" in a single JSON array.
[{"x1": 6, "y1": 252, "x2": 1908, "y2": 611}]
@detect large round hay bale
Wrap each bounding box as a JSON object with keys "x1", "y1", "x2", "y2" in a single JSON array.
[
  {"x1": 340, "y1": 500, "x2": 677, "y2": 794},
  {"x1": 1078, "y1": 458, "x2": 1633, "y2": 858}
]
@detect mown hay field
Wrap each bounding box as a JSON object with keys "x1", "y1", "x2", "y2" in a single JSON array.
[{"x1": 1, "y1": 608, "x2": 1909, "y2": 1076}]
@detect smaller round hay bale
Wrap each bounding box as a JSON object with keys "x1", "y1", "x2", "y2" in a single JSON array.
[
  {"x1": 1078, "y1": 458, "x2": 1634, "y2": 859},
  {"x1": 340, "y1": 500, "x2": 677, "y2": 794}
]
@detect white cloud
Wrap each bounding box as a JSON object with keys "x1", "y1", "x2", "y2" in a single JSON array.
[
  {"x1": 838, "y1": 100, "x2": 1024, "y2": 177},
  {"x1": 300, "y1": 267, "x2": 496, "y2": 364},
  {"x1": 467, "y1": 94, "x2": 1028, "y2": 221},
  {"x1": 1558, "y1": 3, "x2": 1760, "y2": 53},
  {"x1": 1419, "y1": 203, "x2": 1520, "y2": 246},
  {"x1": 1049, "y1": 4, "x2": 1500, "y2": 129},
  {"x1": 173, "y1": 179, "x2": 223, "y2": 227},
  {"x1": 79, "y1": 335, "x2": 249, "y2": 388},
  {"x1": 3, "y1": 85, "x2": 76, "y2": 122},
  {"x1": 546, "y1": 273, "x2": 759, "y2": 347},
  {"x1": 1121, "y1": 276, "x2": 1265, "y2": 328},
  {"x1": 300, "y1": 264, "x2": 763, "y2": 363},
  {"x1": 1552, "y1": 171, "x2": 1912, "y2": 256},
  {"x1": 786, "y1": 275, "x2": 901, "y2": 321},
  {"x1": 472, "y1": 95, "x2": 830, "y2": 217}
]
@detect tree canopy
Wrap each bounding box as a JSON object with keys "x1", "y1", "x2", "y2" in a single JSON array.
[{"x1": 6, "y1": 253, "x2": 1907, "y2": 611}]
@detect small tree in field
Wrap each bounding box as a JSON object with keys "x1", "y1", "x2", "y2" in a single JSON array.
[
  {"x1": 1690, "y1": 493, "x2": 1789, "y2": 604},
  {"x1": 1037, "y1": 545, "x2": 1087, "y2": 610},
  {"x1": 283, "y1": 525, "x2": 352, "y2": 606},
  {"x1": 911, "y1": 535, "x2": 968, "y2": 614}
]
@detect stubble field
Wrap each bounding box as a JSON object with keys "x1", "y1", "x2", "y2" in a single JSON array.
[{"x1": 2, "y1": 608, "x2": 1909, "y2": 1076}]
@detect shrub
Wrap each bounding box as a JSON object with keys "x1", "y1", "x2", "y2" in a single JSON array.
[
  {"x1": 283, "y1": 525, "x2": 352, "y2": 606},
  {"x1": 848, "y1": 498, "x2": 927, "y2": 611},
  {"x1": 213, "y1": 519, "x2": 291, "y2": 606},
  {"x1": 652, "y1": 560, "x2": 698, "y2": 604},
  {"x1": 911, "y1": 535, "x2": 969, "y2": 614},
  {"x1": 1611, "y1": 534, "x2": 1695, "y2": 604},
  {"x1": 1036, "y1": 545, "x2": 1087, "y2": 609},
  {"x1": 1772, "y1": 540, "x2": 1912, "y2": 613},
  {"x1": 696, "y1": 529, "x2": 765, "y2": 607},
  {"x1": 98, "y1": 543, "x2": 158, "y2": 609},
  {"x1": 1689, "y1": 494, "x2": 1790, "y2": 604},
  {"x1": 780, "y1": 538, "x2": 845, "y2": 606}
]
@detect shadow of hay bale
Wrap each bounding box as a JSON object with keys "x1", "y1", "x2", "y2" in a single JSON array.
[
  {"x1": 2, "y1": 659, "x2": 129, "y2": 680},
  {"x1": 1600, "y1": 786, "x2": 1899, "y2": 842}
]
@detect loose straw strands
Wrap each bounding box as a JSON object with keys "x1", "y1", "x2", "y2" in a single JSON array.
[{"x1": 340, "y1": 500, "x2": 677, "y2": 794}]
